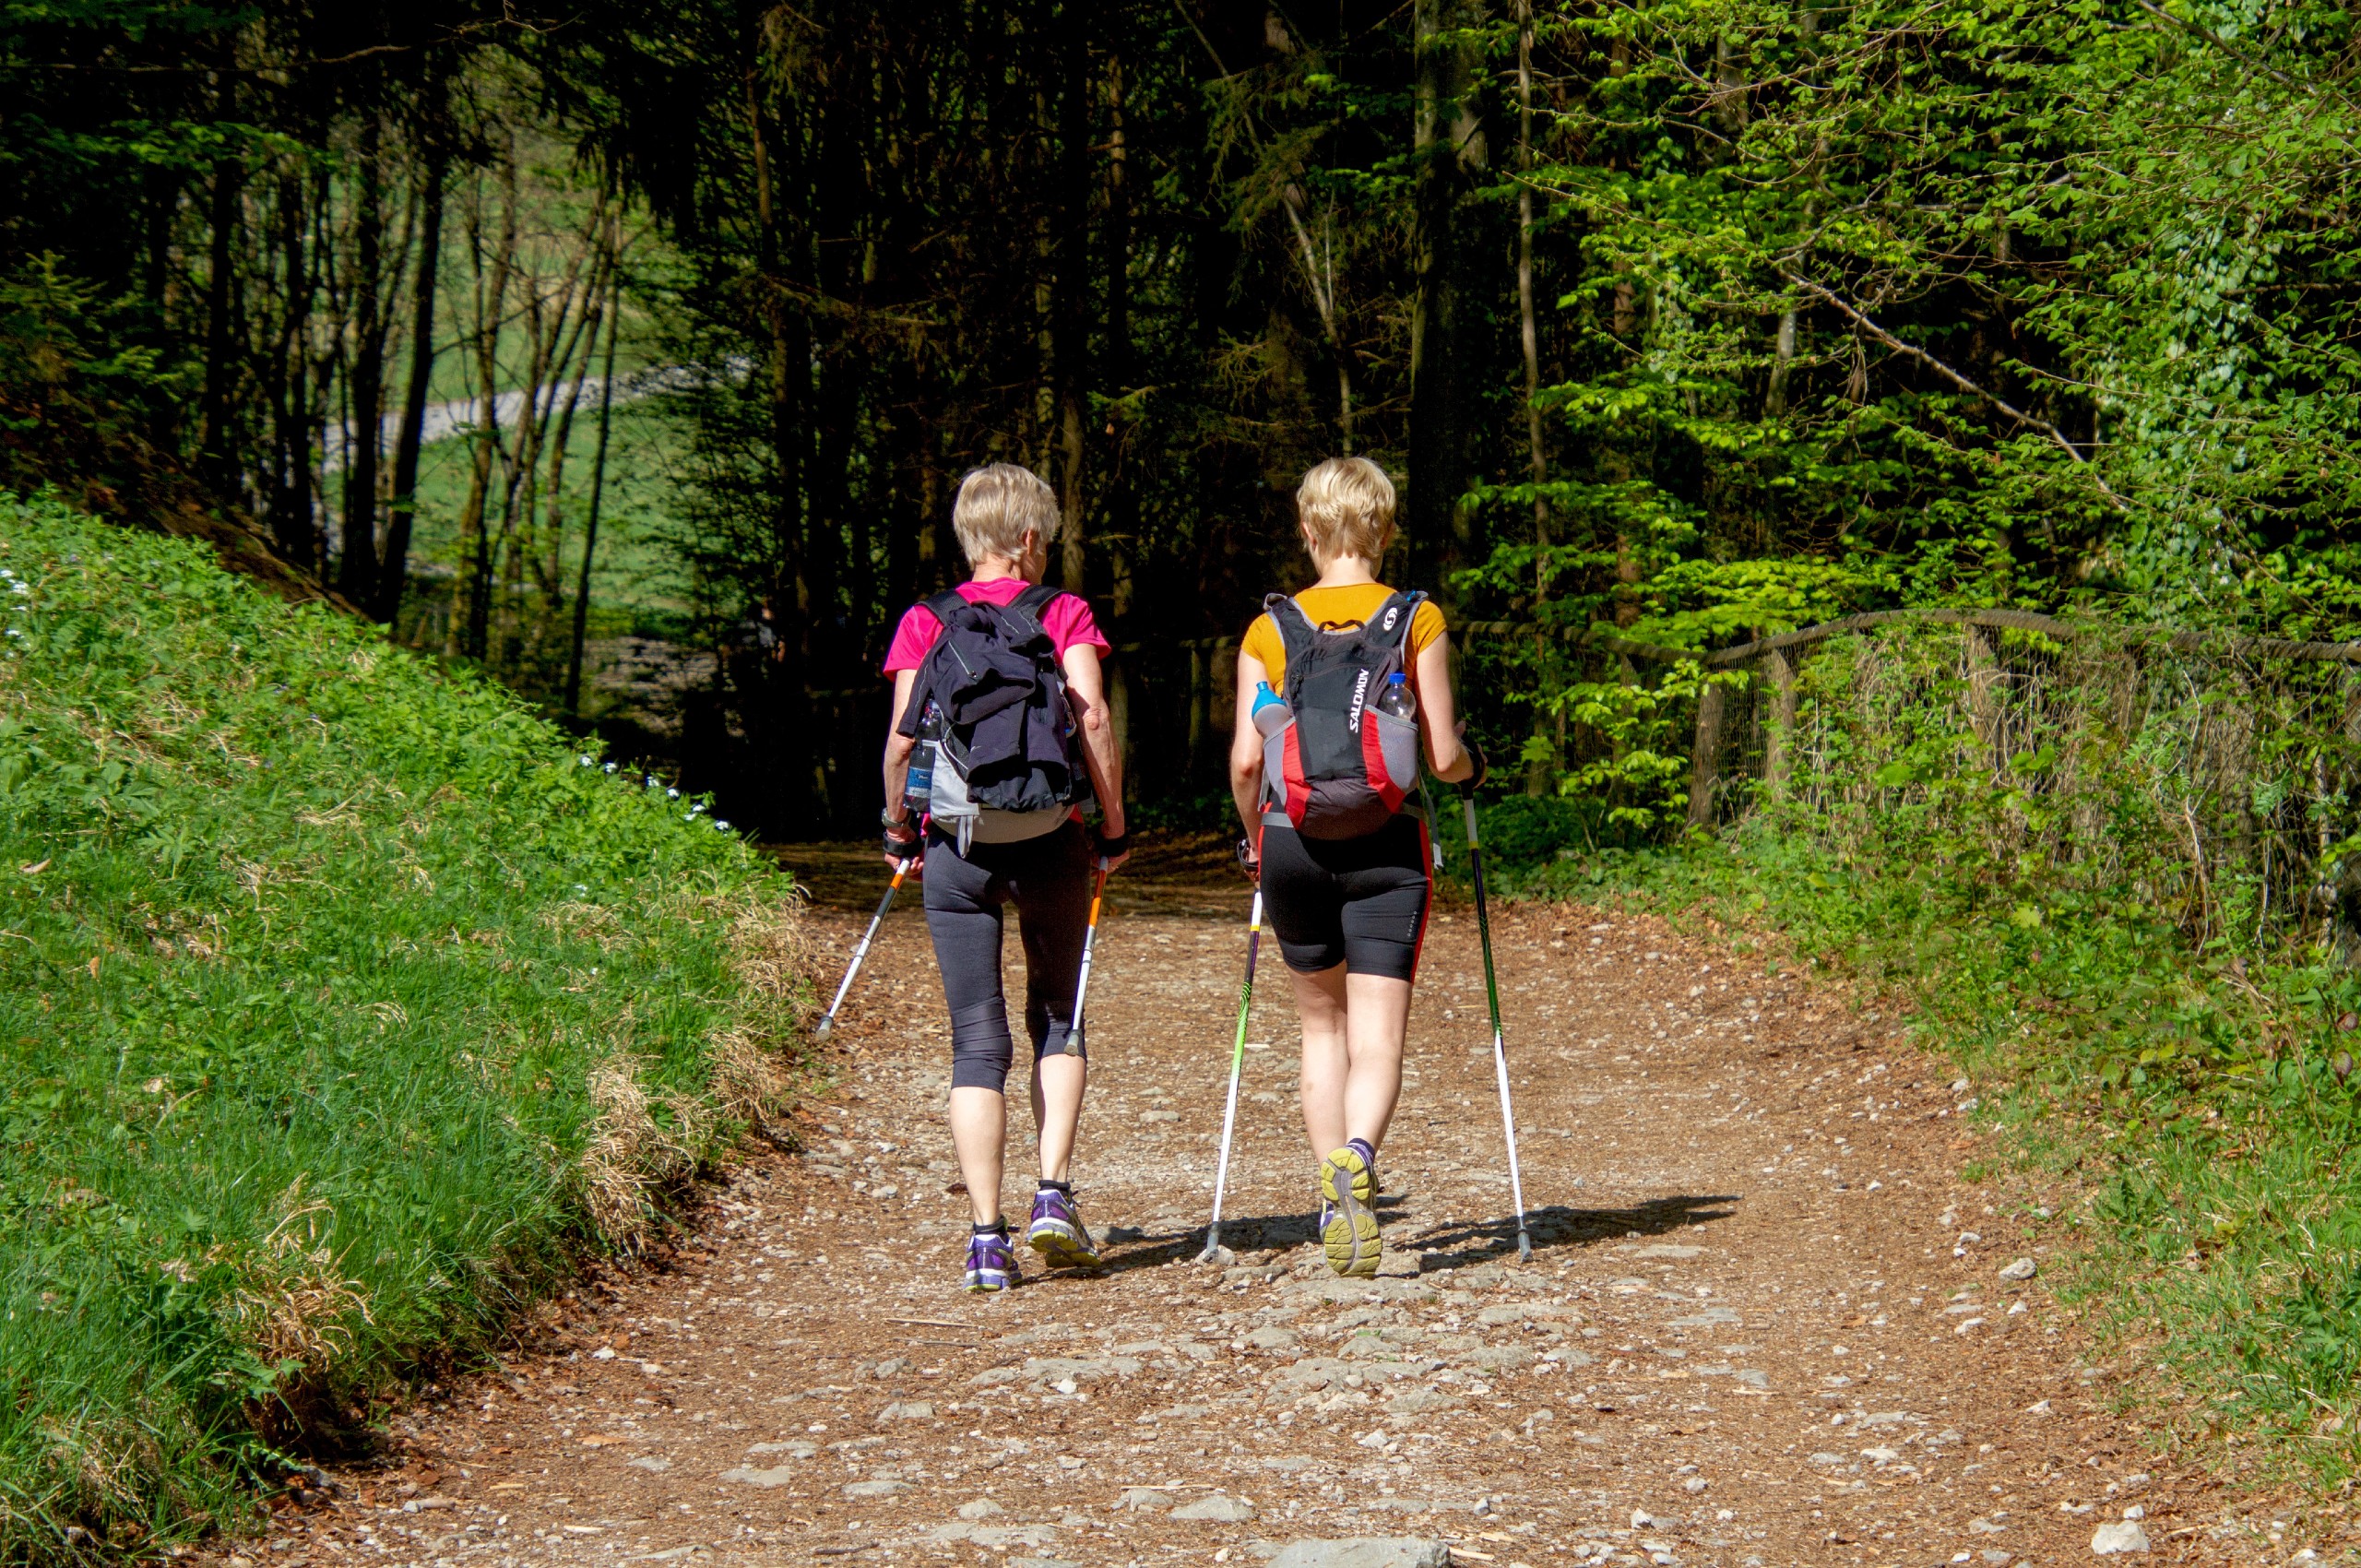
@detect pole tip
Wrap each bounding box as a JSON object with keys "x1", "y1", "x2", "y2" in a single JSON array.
[
  {"x1": 1517, "y1": 1233, "x2": 1533, "y2": 1264},
  {"x1": 814, "y1": 1016, "x2": 834, "y2": 1039}
]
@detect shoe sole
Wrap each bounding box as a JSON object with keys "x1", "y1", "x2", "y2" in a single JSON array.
[
  {"x1": 964, "y1": 1241, "x2": 1017, "y2": 1292},
  {"x1": 1320, "y1": 1146, "x2": 1380, "y2": 1277},
  {"x1": 1027, "y1": 1218, "x2": 1102, "y2": 1270}
]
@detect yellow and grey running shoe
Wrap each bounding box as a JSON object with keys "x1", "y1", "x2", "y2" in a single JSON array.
[{"x1": 1319, "y1": 1143, "x2": 1380, "y2": 1277}]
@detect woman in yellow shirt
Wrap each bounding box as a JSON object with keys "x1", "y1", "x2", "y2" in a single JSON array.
[{"x1": 1228, "y1": 457, "x2": 1485, "y2": 1277}]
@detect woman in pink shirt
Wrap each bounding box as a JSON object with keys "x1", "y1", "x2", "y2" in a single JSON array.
[{"x1": 879, "y1": 464, "x2": 1130, "y2": 1292}]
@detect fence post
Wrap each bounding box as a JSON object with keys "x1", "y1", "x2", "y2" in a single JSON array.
[
  {"x1": 1965, "y1": 622, "x2": 2003, "y2": 767},
  {"x1": 1688, "y1": 671, "x2": 1726, "y2": 829},
  {"x1": 1762, "y1": 647, "x2": 1797, "y2": 799}
]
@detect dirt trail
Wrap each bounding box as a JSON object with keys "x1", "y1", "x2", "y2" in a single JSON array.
[{"x1": 280, "y1": 839, "x2": 2275, "y2": 1568}]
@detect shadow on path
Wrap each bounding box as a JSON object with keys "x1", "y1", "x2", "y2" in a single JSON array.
[
  {"x1": 1075, "y1": 1194, "x2": 1740, "y2": 1277},
  {"x1": 1401, "y1": 1194, "x2": 1740, "y2": 1270}
]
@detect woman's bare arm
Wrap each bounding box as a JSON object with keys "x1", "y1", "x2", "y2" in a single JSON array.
[
  {"x1": 1062, "y1": 645, "x2": 1130, "y2": 866},
  {"x1": 882, "y1": 670, "x2": 919, "y2": 861},
  {"x1": 1414, "y1": 634, "x2": 1475, "y2": 783},
  {"x1": 1229, "y1": 649, "x2": 1270, "y2": 833}
]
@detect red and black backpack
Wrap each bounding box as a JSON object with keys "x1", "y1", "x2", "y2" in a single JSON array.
[{"x1": 1258, "y1": 589, "x2": 1425, "y2": 839}]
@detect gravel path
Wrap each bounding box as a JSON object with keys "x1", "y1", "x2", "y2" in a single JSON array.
[{"x1": 272, "y1": 839, "x2": 2284, "y2": 1568}]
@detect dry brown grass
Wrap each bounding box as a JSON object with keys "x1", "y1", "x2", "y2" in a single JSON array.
[
  {"x1": 219, "y1": 1186, "x2": 375, "y2": 1372},
  {"x1": 574, "y1": 885, "x2": 821, "y2": 1240}
]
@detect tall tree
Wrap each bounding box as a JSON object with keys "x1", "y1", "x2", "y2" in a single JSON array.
[{"x1": 1408, "y1": 0, "x2": 1488, "y2": 597}]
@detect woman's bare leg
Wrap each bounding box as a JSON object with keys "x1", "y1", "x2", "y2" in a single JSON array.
[
  {"x1": 1031, "y1": 1053, "x2": 1088, "y2": 1182},
  {"x1": 949, "y1": 1086, "x2": 1006, "y2": 1227},
  {"x1": 1341, "y1": 971, "x2": 1412, "y2": 1151},
  {"x1": 1294, "y1": 966, "x2": 1412, "y2": 1158}
]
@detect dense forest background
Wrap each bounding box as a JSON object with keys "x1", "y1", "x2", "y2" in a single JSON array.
[{"x1": 7, "y1": 0, "x2": 2361, "y2": 838}]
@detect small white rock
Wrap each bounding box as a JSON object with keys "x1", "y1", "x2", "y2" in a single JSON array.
[
  {"x1": 2121, "y1": 1503, "x2": 2144, "y2": 1520},
  {"x1": 2091, "y1": 1520, "x2": 2150, "y2": 1554},
  {"x1": 1999, "y1": 1257, "x2": 2037, "y2": 1282}
]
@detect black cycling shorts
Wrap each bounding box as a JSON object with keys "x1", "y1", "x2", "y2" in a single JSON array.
[{"x1": 1259, "y1": 814, "x2": 1432, "y2": 982}]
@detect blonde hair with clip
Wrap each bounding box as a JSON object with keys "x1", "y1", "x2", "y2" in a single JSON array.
[
  {"x1": 952, "y1": 463, "x2": 1061, "y2": 565},
  {"x1": 1296, "y1": 457, "x2": 1396, "y2": 564}
]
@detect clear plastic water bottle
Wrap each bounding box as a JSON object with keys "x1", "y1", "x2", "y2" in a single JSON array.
[
  {"x1": 1375, "y1": 671, "x2": 1418, "y2": 723},
  {"x1": 1252, "y1": 681, "x2": 1292, "y2": 737},
  {"x1": 906, "y1": 706, "x2": 943, "y2": 810}
]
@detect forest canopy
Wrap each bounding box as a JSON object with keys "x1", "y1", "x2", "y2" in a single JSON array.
[{"x1": 6, "y1": 0, "x2": 2360, "y2": 834}]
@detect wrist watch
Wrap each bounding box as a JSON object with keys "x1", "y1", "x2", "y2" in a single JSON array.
[{"x1": 881, "y1": 808, "x2": 913, "y2": 833}]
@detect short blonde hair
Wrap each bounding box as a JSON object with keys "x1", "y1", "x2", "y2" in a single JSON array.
[
  {"x1": 1296, "y1": 457, "x2": 1395, "y2": 564},
  {"x1": 952, "y1": 463, "x2": 1060, "y2": 565}
]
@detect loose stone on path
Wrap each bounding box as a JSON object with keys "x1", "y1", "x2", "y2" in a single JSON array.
[
  {"x1": 1264, "y1": 1540, "x2": 1451, "y2": 1568},
  {"x1": 284, "y1": 850, "x2": 2242, "y2": 1568}
]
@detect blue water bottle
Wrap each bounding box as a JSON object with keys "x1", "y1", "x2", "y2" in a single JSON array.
[{"x1": 1252, "y1": 681, "x2": 1292, "y2": 737}]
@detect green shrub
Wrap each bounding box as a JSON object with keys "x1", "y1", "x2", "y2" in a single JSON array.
[{"x1": 0, "y1": 493, "x2": 811, "y2": 1558}]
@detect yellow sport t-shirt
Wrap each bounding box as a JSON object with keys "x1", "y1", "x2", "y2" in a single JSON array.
[{"x1": 1240, "y1": 583, "x2": 1446, "y2": 694}]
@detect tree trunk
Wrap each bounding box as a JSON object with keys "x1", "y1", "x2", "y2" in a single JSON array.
[
  {"x1": 566, "y1": 248, "x2": 623, "y2": 717},
  {"x1": 1515, "y1": 0, "x2": 1554, "y2": 796},
  {"x1": 1764, "y1": 304, "x2": 1798, "y2": 418},
  {"x1": 451, "y1": 152, "x2": 518, "y2": 659},
  {"x1": 1053, "y1": 11, "x2": 1091, "y2": 594},
  {"x1": 338, "y1": 113, "x2": 387, "y2": 606},
  {"x1": 379, "y1": 131, "x2": 448, "y2": 627},
  {"x1": 1409, "y1": 0, "x2": 1487, "y2": 596},
  {"x1": 268, "y1": 170, "x2": 314, "y2": 564},
  {"x1": 198, "y1": 148, "x2": 246, "y2": 508}
]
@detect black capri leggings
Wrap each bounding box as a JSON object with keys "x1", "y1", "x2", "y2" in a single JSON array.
[
  {"x1": 922, "y1": 819, "x2": 1092, "y2": 1092},
  {"x1": 1259, "y1": 814, "x2": 1432, "y2": 982}
]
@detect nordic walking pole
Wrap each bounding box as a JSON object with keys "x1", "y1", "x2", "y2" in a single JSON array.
[
  {"x1": 1199, "y1": 886, "x2": 1265, "y2": 1263},
  {"x1": 1058, "y1": 857, "x2": 1114, "y2": 1056},
  {"x1": 815, "y1": 856, "x2": 915, "y2": 1039},
  {"x1": 1461, "y1": 792, "x2": 1534, "y2": 1263}
]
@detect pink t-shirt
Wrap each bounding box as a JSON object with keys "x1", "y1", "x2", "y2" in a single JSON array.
[{"x1": 881, "y1": 577, "x2": 1110, "y2": 673}]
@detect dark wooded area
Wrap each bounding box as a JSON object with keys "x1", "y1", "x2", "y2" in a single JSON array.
[{"x1": 10, "y1": 0, "x2": 2361, "y2": 842}]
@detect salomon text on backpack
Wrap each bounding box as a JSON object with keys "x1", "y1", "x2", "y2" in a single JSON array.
[
  {"x1": 899, "y1": 585, "x2": 1092, "y2": 851},
  {"x1": 1260, "y1": 589, "x2": 1424, "y2": 839}
]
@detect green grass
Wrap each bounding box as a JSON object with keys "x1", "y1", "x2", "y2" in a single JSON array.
[
  {"x1": 0, "y1": 492, "x2": 812, "y2": 1558},
  {"x1": 1472, "y1": 795, "x2": 2361, "y2": 1489},
  {"x1": 397, "y1": 397, "x2": 692, "y2": 624}
]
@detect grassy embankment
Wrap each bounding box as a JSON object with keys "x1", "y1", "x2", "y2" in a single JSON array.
[
  {"x1": 1466, "y1": 746, "x2": 2361, "y2": 1490},
  {"x1": 0, "y1": 493, "x2": 812, "y2": 1557}
]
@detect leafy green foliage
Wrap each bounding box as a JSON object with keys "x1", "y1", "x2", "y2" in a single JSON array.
[{"x1": 0, "y1": 493, "x2": 806, "y2": 1557}]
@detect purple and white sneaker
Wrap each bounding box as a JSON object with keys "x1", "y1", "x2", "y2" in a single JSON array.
[
  {"x1": 1026, "y1": 1186, "x2": 1102, "y2": 1269},
  {"x1": 963, "y1": 1227, "x2": 1018, "y2": 1292}
]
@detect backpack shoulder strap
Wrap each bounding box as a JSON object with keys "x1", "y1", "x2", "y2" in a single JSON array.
[
  {"x1": 1263, "y1": 591, "x2": 1319, "y2": 654},
  {"x1": 1364, "y1": 589, "x2": 1424, "y2": 653},
  {"x1": 924, "y1": 588, "x2": 971, "y2": 626},
  {"x1": 1262, "y1": 594, "x2": 1320, "y2": 704},
  {"x1": 1010, "y1": 582, "x2": 1065, "y2": 620}
]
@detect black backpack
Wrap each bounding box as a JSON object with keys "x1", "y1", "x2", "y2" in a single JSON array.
[
  {"x1": 1259, "y1": 589, "x2": 1425, "y2": 838},
  {"x1": 898, "y1": 585, "x2": 1091, "y2": 848}
]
